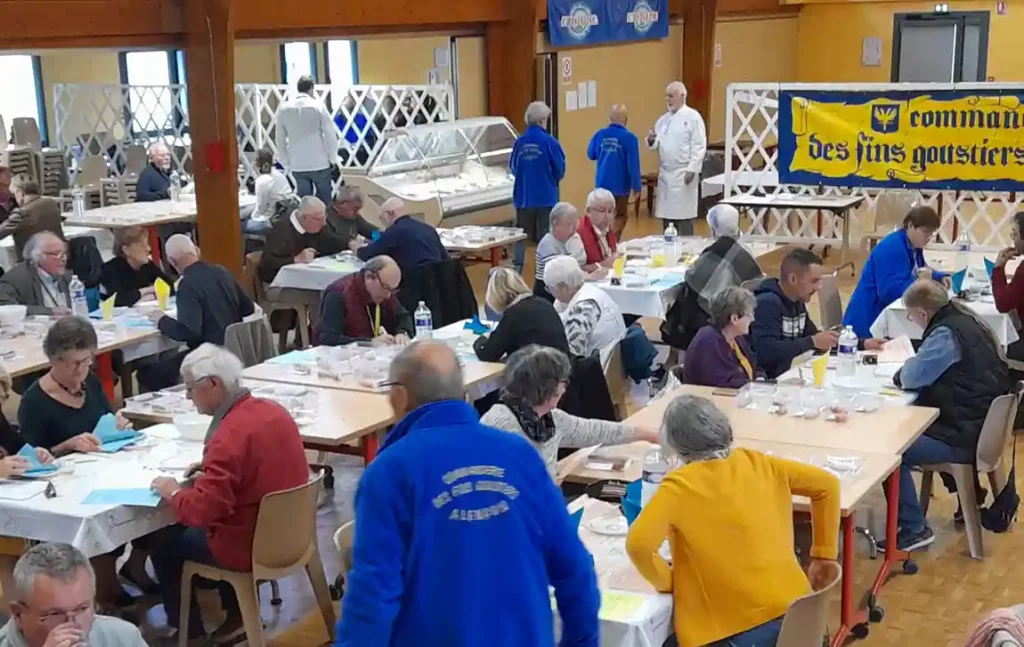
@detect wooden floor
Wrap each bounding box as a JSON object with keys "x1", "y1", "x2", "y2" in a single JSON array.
[{"x1": 199, "y1": 213, "x2": 1019, "y2": 646}]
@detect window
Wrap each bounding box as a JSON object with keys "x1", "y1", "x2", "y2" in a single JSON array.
[
  {"x1": 281, "y1": 42, "x2": 318, "y2": 86},
  {"x1": 891, "y1": 11, "x2": 989, "y2": 83},
  {"x1": 0, "y1": 55, "x2": 46, "y2": 145},
  {"x1": 325, "y1": 40, "x2": 358, "y2": 95},
  {"x1": 119, "y1": 50, "x2": 186, "y2": 135}
]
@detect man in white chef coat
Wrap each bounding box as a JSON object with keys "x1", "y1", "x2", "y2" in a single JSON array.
[{"x1": 646, "y1": 81, "x2": 707, "y2": 235}]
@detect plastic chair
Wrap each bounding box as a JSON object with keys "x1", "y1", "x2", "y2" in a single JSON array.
[
  {"x1": 242, "y1": 251, "x2": 310, "y2": 352},
  {"x1": 76, "y1": 155, "x2": 108, "y2": 187},
  {"x1": 10, "y1": 118, "x2": 42, "y2": 150},
  {"x1": 918, "y1": 381, "x2": 1024, "y2": 559},
  {"x1": 817, "y1": 271, "x2": 844, "y2": 331},
  {"x1": 224, "y1": 317, "x2": 278, "y2": 368},
  {"x1": 178, "y1": 472, "x2": 335, "y2": 647},
  {"x1": 775, "y1": 565, "x2": 842, "y2": 647},
  {"x1": 603, "y1": 341, "x2": 629, "y2": 421},
  {"x1": 123, "y1": 145, "x2": 148, "y2": 175},
  {"x1": 329, "y1": 520, "x2": 355, "y2": 601}
]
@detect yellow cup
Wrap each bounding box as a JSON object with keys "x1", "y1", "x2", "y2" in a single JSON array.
[
  {"x1": 811, "y1": 354, "x2": 828, "y2": 387},
  {"x1": 154, "y1": 278, "x2": 170, "y2": 310},
  {"x1": 612, "y1": 256, "x2": 626, "y2": 277}
]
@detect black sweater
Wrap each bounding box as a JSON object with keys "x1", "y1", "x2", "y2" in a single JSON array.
[
  {"x1": 473, "y1": 296, "x2": 570, "y2": 362},
  {"x1": 18, "y1": 375, "x2": 112, "y2": 451},
  {"x1": 157, "y1": 260, "x2": 254, "y2": 348},
  {"x1": 258, "y1": 215, "x2": 347, "y2": 283},
  {"x1": 99, "y1": 256, "x2": 175, "y2": 306}
]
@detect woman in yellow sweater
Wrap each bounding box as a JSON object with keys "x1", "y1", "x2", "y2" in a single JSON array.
[{"x1": 626, "y1": 395, "x2": 841, "y2": 647}]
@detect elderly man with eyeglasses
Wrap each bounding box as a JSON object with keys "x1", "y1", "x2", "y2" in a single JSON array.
[
  {"x1": 576, "y1": 188, "x2": 622, "y2": 272},
  {"x1": 314, "y1": 255, "x2": 413, "y2": 347},
  {"x1": 1, "y1": 542, "x2": 147, "y2": 647},
  {"x1": 0, "y1": 232, "x2": 72, "y2": 316}
]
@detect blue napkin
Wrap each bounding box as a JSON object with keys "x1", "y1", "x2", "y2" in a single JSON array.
[
  {"x1": 81, "y1": 488, "x2": 161, "y2": 507},
  {"x1": 463, "y1": 314, "x2": 489, "y2": 335},
  {"x1": 985, "y1": 258, "x2": 996, "y2": 278},
  {"x1": 625, "y1": 479, "x2": 642, "y2": 503},
  {"x1": 371, "y1": 230, "x2": 381, "y2": 242},
  {"x1": 93, "y1": 414, "x2": 142, "y2": 452},
  {"x1": 569, "y1": 508, "x2": 584, "y2": 532},
  {"x1": 620, "y1": 497, "x2": 642, "y2": 526},
  {"x1": 266, "y1": 348, "x2": 318, "y2": 365},
  {"x1": 17, "y1": 444, "x2": 57, "y2": 476},
  {"x1": 950, "y1": 268, "x2": 966, "y2": 293}
]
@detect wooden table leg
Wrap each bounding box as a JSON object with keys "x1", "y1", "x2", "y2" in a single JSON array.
[
  {"x1": 95, "y1": 351, "x2": 115, "y2": 404},
  {"x1": 147, "y1": 226, "x2": 162, "y2": 265}
]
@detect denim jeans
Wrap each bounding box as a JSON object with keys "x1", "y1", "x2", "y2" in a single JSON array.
[
  {"x1": 293, "y1": 168, "x2": 333, "y2": 205},
  {"x1": 150, "y1": 525, "x2": 239, "y2": 639},
  {"x1": 885, "y1": 434, "x2": 974, "y2": 534},
  {"x1": 706, "y1": 616, "x2": 783, "y2": 647}
]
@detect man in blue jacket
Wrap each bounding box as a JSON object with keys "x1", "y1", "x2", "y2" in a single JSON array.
[
  {"x1": 511, "y1": 101, "x2": 566, "y2": 274},
  {"x1": 587, "y1": 105, "x2": 641, "y2": 241},
  {"x1": 355, "y1": 197, "x2": 448, "y2": 276},
  {"x1": 335, "y1": 342, "x2": 600, "y2": 647}
]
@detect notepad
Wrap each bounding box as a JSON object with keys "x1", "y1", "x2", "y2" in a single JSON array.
[
  {"x1": 17, "y1": 444, "x2": 57, "y2": 476},
  {"x1": 81, "y1": 488, "x2": 161, "y2": 507},
  {"x1": 876, "y1": 335, "x2": 915, "y2": 364},
  {"x1": 93, "y1": 414, "x2": 143, "y2": 452},
  {"x1": 598, "y1": 591, "x2": 646, "y2": 622}
]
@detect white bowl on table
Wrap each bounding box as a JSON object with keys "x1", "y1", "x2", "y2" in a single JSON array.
[
  {"x1": 0, "y1": 305, "x2": 27, "y2": 329},
  {"x1": 173, "y1": 413, "x2": 212, "y2": 442}
]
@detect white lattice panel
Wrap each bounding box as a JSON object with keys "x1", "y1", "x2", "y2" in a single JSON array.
[{"x1": 725, "y1": 82, "x2": 1024, "y2": 251}]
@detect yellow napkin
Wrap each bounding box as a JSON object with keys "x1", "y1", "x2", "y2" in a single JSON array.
[
  {"x1": 100, "y1": 294, "x2": 116, "y2": 321},
  {"x1": 154, "y1": 278, "x2": 170, "y2": 310},
  {"x1": 811, "y1": 354, "x2": 828, "y2": 387}
]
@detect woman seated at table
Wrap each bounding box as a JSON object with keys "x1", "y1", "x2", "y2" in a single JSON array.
[
  {"x1": 99, "y1": 225, "x2": 174, "y2": 307},
  {"x1": 473, "y1": 268, "x2": 569, "y2": 362},
  {"x1": 683, "y1": 286, "x2": 764, "y2": 388},
  {"x1": 626, "y1": 394, "x2": 841, "y2": 647},
  {"x1": 543, "y1": 255, "x2": 626, "y2": 358},
  {"x1": 480, "y1": 345, "x2": 656, "y2": 480},
  {"x1": 843, "y1": 205, "x2": 949, "y2": 338},
  {"x1": 0, "y1": 364, "x2": 53, "y2": 476},
  {"x1": 17, "y1": 316, "x2": 133, "y2": 455}
]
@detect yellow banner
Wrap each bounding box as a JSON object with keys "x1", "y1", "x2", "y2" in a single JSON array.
[{"x1": 778, "y1": 90, "x2": 1024, "y2": 190}]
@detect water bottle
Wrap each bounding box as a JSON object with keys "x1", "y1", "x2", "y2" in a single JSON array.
[
  {"x1": 71, "y1": 187, "x2": 85, "y2": 219},
  {"x1": 169, "y1": 170, "x2": 180, "y2": 201},
  {"x1": 641, "y1": 446, "x2": 669, "y2": 507},
  {"x1": 663, "y1": 221, "x2": 678, "y2": 267},
  {"x1": 70, "y1": 275, "x2": 89, "y2": 318},
  {"x1": 955, "y1": 230, "x2": 972, "y2": 289},
  {"x1": 414, "y1": 301, "x2": 433, "y2": 340},
  {"x1": 837, "y1": 325, "x2": 858, "y2": 377}
]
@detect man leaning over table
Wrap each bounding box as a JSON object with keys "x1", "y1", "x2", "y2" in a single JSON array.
[
  {"x1": 886, "y1": 279, "x2": 1010, "y2": 553},
  {"x1": 0, "y1": 232, "x2": 72, "y2": 316},
  {"x1": 257, "y1": 195, "x2": 347, "y2": 285},
  {"x1": 353, "y1": 197, "x2": 448, "y2": 277},
  {"x1": 335, "y1": 342, "x2": 599, "y2": 647},
  {"x1": 149, "y1": 344, "x2": 310, "y2": 646},
  {"x1": 314, "y1": 255, "x2": 413, "y2": 347}
]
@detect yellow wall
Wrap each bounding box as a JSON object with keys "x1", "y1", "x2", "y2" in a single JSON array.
[
  {"x1": 234, "y1": 43, "x2": 280, "y2": 83},
  {"x1": 456, "y1": 36, "x2": 488, "y2": 117},
  {"x1": 357, "y1": 35, "x2": 451, "y2": 85},
  {"x1": 796, "y1": 1, "x2": 1020, "y2": 83},
  {"x1": 37, "y1": 50, "x2": 122, "y2": 144}
]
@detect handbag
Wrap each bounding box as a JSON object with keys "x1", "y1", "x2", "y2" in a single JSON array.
[{"x1": 981, "y1": 431, "x2": 1019, "y2": 533}]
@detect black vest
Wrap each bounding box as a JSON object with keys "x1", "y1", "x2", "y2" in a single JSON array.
[{"x1": 914, "y1": 302, "x2": 1010, "y2": 451}]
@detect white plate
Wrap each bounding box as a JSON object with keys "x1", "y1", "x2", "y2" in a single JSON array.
[{"x1": 587, "y1": 515, "x2": 629, "y2": 536}]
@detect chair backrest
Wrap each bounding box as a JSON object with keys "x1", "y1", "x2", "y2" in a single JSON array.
[
  {"x1": 252, "y1": 471, "x2": 323, "y2": 570},
  {"x1": 10, "y1": 118, "x2": 41, "y2": 150},
  {"x1": 603, "y1": 341, "x2": 628, "y2": 421},
  {"x1": 776, "y1": 566, "x2": 842, "y2": 647},
  {"x1": 242, "y1": 251, "x2": 267, "y2": 304},
  {"x1": 740, "y1": 277, "x2": 764, "y2": 292},
  {"x1": 817, "y1": 273, "x2": 843, "y2": 331},
  {"x1": 76, "y1": 155, "x2": 108, "y2": 187},
  {"x1": 123, "y1": 145, "x2": 148, "y2": 175},
  {"x1": 977, "y1": 381, "x2": 1024, "y2": 473},
  {"x1": 224, "y1": 317, "x2": 278, "y2": 367},
  {"x1": 872, "y1": 190, "x2": 917, "y2": 234},
  {"x1": 333, "y1": 520, "x2": 355, "y2": 574}
]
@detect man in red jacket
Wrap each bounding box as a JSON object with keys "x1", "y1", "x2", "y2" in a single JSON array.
[
  {"x1": 149, "y1": 344, "x2": 310, "y2": 645},
  {"x1": 577, "y1": 188, "x2": 620, "y2": 271}
]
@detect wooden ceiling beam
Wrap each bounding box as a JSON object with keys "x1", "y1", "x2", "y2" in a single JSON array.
[
  {"x1": 0, "y1": 0, "x2": 182, "y2": 50},
  {"x1": 234, "y1": 0, "x2": 511, "y2": 33}
]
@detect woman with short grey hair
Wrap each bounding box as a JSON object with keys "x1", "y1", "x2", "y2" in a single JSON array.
[
  {"x1": 544, "y1": 256, "x2": 626, "y2": 358},
  {"x1": 480, "y1": 345, "x2": 656, "y2": 480},
  {"x1": 682, "y1": 286, "x2": 763, "y2": 388},
  {"x1": 511, "y1": 101, "x2": 565, "y2": 274},
  {"x1": 626, "y1": 394, "x2": 841, "y2": 647}
]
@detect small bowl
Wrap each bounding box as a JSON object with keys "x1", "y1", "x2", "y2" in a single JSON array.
[
  {"x1": 0, "y1": 305, "x2": 27, "y2": 327},
  {"x1": 173, "y1": 413, "x2": 212, "y2": 442}
]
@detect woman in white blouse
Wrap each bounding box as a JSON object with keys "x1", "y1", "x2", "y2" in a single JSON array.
[{"x1": 543, "y1": 255, "x2": 626, "y2": 358}]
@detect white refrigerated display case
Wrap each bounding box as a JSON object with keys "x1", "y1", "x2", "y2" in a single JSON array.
[{"x1": 346, "y1": 116, "x2": 517, "y2": 228}]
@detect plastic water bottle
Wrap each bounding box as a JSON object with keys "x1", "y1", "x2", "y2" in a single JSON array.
[
  {"x1": 955, "y1": 230, "x2": 972, "y2": 289},
  {"x1": 663, "y1": 221, "x2": 678, "y2": 267},
  {"x1": 70, "y1": 275, "x2": 89, "y2": 318},
  {"x1": 169, "y1": 170, "x2": 180, "y2": 201},
  {"x1": 414, "y1": 301, "x2": 433, "y2": 340},
  {"x1": 71, "y1": 187, "x2": 85, "y2": 219},
  {"x1": 837, "y1": 325, "x2": 858, "y2": 377},
  {"x1": 641, "y1": 446, "x2": 669, "y2": 507}
]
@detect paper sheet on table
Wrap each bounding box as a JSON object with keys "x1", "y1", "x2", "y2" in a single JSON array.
[
  {"x1": 267, "y1": 348, "x2": 317, "y2": 365},
  {"x1": 555, "y1": 444, "x2": 601, "y2": 484},
  {"x1": 599, "y1": 591, "x2": 646, "y2": 622},
  {"x1": 0, "y1": 481, "x2": 48, "y2": 501},
  {"x1": 81, "y1": 488, "x2": 161, "y2": 507},
  {"x1": 17, "y1": 444, "x2": 57, "y2": 475},
  {"x1": 877, "y1": 336, "x2": 915, "y2": 363}
]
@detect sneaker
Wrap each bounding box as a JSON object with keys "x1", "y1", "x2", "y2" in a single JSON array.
[{"x1": 878, "y1": 526, "x2": 935, "y2": 553}]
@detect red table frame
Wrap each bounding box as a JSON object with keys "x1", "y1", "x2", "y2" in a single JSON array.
[{"x1": 147, "y1": 226, "x2": 162, "y2": 265}]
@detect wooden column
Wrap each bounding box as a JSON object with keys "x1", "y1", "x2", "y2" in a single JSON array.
[
  {"x1": 182, "y1": 0, "x2": 241, "y2": 275},
  {"x1": 681, "y1": 0, "x2": 718, "y2": 125},
  {"x1": 486, "y1": 0, "x2": 539, "y2": 131}
]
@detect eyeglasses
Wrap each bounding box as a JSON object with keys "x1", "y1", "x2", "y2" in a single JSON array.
[
  {"x1": 370, "y1": 271, "x2": 399, "y2": 295},
  {"x1": 185, "y1": 375, "x2": 213, "y2": 394},
  {"x1": 30, "y1": 602, "x2": 93, "y2": 625},
  {"x1": 42, "y1": 250, "x2": 68, "y2": 262}
]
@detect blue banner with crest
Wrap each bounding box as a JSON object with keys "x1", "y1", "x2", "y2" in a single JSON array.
[{"x1": 547, "y1": 0, "x2": 669, "y2": 47}]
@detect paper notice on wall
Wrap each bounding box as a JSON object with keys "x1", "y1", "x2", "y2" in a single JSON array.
[
  {"x1": 433, "y1": 47, "x2": 450, "y2": 68},
  {"x1": 577, "y1": 82, "x2": 589, "y2": 109},
  {"x1": 587, "y1": 81, "x2": 597, "y2": 108},
  {"x1": 861, "y1": 37, "x2": 882, "y2": 67},
  {"x1": 566, "y1": 90, "x2": 579, "y2": 112},
  {"x1": 561, "y1": 56, "x2": 573, "y2": 84},
  {"x1": 714, "y1": 43, "x2": 723, "y2": 68}
]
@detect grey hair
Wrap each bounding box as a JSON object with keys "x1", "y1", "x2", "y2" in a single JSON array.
[
  {"x1": 708, "y1": 203, "x2": 740, "y2": 237},
  {"x1": 503, "y1": 345, "x2": 572, "y2": 407},
  {"x1": 180, "y1": 343, "x2": 244, "y2": 388},
  {"x1": 524, "y1": 101, "x2": 552, "y2": 126},
  {"x1": 543, "y1": 255, "x2": 586, "y2": 294},
  {"x1": 666, "y1": 81, "x2": 687, "y2": 96},
  {"x1": 661, "y1": 395, "x2": 733, "y2": 462},
  {"x1": 903, "y1": 279, "x2": 1006, "y2": 360},
  {"x1": 43, "y1": 316, "x2": 98, "y2": 360},
  {"x1": 549, "y1": 201, "x2": 579, "y2": 227},
  {"x1": 147, "y1": 142, "x2": 169, "y2": 156},
  {"x1": 164, "y1": 233, "x2": 197, "y2": 262},
  {"x1": 335, "y1": 184, "x2": 363, "y2": 203},
  {"x1": 709, "y1": 286, "x2": 755, "y2": 330},
  {"x1": 298, "y1": 195, "x2": 326, "y2": 215},
  {"x1": 389, "y1": 341, "x2": 464, "y2": 408},
  {"x1": 24, "y1": 231, "x2": 64, "y2": 264},
  {"x1": 586, "y1": 188, "x2": 615, "y2": 211},
  {"x1": 12, "y1": 543, "x2": 95, "y2": 602},
  {"x1": 361, "y1": 254, "x2": 395, "y2": 277}
]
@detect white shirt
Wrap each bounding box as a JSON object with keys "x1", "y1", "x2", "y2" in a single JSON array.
[
  {"x1": 253, "y1": 170, "x2": 293, "y2": 221},
  {"x1": 275, "y1": 94, "x2": 340, "y2": 173},
  {"x1": 290, "y1": 211, "x2": 307, "y2": 235},
  {"x1": 36, "y1": 268, "x2": 66, "y2": 309}
]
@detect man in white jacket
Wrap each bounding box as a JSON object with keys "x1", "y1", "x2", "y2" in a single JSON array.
[
  {"x1": 646, "y1": 81, "x2": 707, "y2": 235},
  {"x1": 274, "y1": 75, "x2": 340, "y2": 205}
]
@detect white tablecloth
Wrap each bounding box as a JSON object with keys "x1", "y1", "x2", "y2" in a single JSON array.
[
  {"x1": 871, "y1": 297, "x2": 1019, "y2": 346},
  {"x1": 0, "y1": 425, "x2": 200, "y2": 557},
  {"x1": 269, "y1": 257, "x2": 363, "y2": 292},
  {"x1": 778, "y1": 355, "x2": 917, "y2": 406},
  {"x1": 0, "y1": 226, "x2": 114, "y2": 272},
  {"x1": 593, "y1": 269, "x2": 687, "y2": 319}
]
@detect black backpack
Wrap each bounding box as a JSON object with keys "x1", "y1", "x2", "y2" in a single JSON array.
[
  {"x1": 981, "y1": 434, "x2": 1019, "y2": 533},
  {"x1": 67, "y1": 236, "x2": 103, "y2": 288}
]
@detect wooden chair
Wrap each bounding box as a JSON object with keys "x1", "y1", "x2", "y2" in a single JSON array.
[
  {"x1": 919, "y1": 381, "x2": 1024, "y2": 559},
  {"x1": 633, "y1": 172, "x2": 658, "y2": 220},
  {"x1": 817, "y1": 271, "x2": 844, "y2": 331},
  {"x1": 178, "y1": 472, "x2": 335, "y2": 647},
  {"x1": 242, "y1": 251, "x2": 310, "y2": 352},
  {"x1": 776, "y1": 565, "x2": 842, "y2": 647}
]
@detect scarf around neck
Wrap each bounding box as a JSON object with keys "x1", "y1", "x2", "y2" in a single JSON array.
[{"x1": 499, "y1": 390, "x2": 556, "y2": 444}]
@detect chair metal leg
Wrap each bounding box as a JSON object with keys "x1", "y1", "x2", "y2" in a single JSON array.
[
  {"x1": 952, "y1": 465, "x2": 984, "y2": 559},
  {"x1": 855, "y1": 525, "x2": 878, "y2": 560},
  {"x1": 269, "y1": 579, "x2": 281, "y2": 606}
]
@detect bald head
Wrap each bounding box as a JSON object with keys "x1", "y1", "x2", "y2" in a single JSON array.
[
  {"x1": 388, "y1": 341, "x2": 464, "y2": 416},
  {"x1": 666, "y1": 81, "x2": 686, "y2": 112},
  {"x1": 380, "y1": 197, "x2": 406, "y2": 228},
  {"x1": 610, "y1": 105, "x2": 628, "y2": 125},
  {"x1": 362, "y1": 255, "x2": 402, "y2": 304},
  {"x1": 164, "y1": 234, "x2": 199, "y2": 272}
]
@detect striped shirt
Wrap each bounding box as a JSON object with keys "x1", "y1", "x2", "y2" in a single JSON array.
[{"x1": 535, "y1": 232, "x2": 587, "y2": 283}]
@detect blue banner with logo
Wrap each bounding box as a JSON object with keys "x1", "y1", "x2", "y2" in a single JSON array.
[{"x1": 547, "y1": 0, "x2": 668, "y2": 47}]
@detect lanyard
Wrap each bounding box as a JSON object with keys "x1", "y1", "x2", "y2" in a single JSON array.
[
  {"x1": 366, "y1": 304, "x2": 381, "y2": 336},
  {"x1": 38, "y1": 277, "x2": 62, "y2": 308}
]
